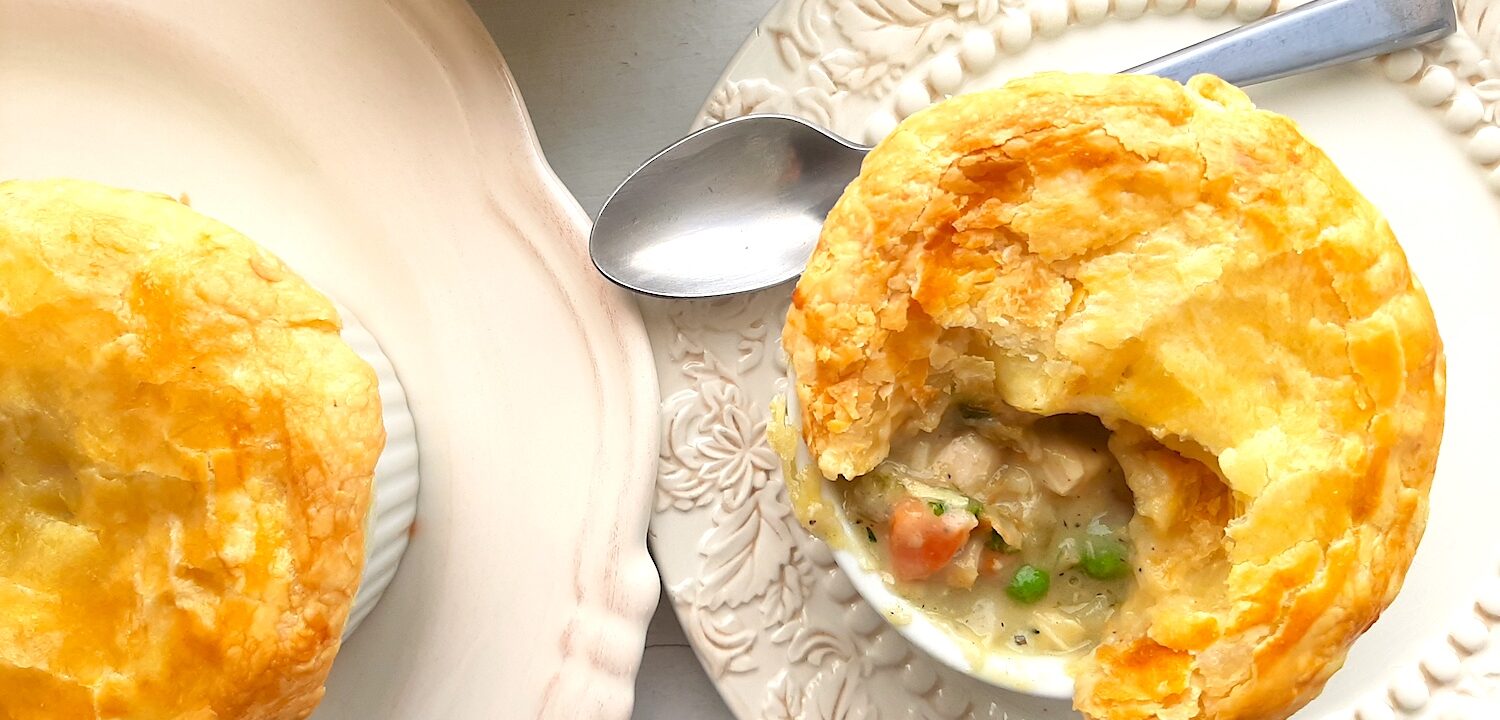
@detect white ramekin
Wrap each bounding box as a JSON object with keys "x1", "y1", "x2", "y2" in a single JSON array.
[{"x1": 339, "y1": 307, "x2": 420, "y2": 638}]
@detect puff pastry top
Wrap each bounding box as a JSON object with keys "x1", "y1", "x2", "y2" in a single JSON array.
[
  {"x1": 784, "y1": 74, "x2": 1445, "y2": 720},
  {"x1": 0, "y1": 179, "x2": 384, "y2": 719}
]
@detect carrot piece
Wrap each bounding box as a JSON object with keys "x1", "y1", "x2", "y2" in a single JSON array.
[{"x1": 887, "y1": 496, "x2": 977, "y2": 581}]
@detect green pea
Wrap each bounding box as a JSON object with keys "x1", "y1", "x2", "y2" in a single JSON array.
[
  {"x1": 1080, "y1": 537, "x2": 1129, "y2": 580},
  {"x1": 928, "y1": 500, "x2": 946, "y2": 516},
  {"x1": 1006, "y1": 564, "x2": 1050, "y2": 604}
]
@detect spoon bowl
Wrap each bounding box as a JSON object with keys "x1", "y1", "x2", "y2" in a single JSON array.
[{"x1": 591, "y1": 114, "x2": 868, "y2": 299}]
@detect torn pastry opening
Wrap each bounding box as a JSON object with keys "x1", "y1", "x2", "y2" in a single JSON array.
[{"x1": 839, "y1": 400, "x2": 1135, "y2": 656}]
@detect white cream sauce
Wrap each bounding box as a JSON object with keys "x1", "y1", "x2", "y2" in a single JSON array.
[{"x1": 841, "y1": 406, "x2": 1135, "y2": 656}]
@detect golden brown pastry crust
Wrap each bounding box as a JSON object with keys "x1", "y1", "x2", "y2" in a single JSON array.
[
  {"x1": 0, "y1": 179, "x2": 384, "y2": 719},
  {"x1": 783, "y1": 74, "x2": 1445, "y2": 720}
]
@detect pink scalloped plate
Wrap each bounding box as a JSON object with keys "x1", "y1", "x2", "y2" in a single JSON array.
[{"x1": 1, "y1": 1, "x2": 661, "y2": 718}]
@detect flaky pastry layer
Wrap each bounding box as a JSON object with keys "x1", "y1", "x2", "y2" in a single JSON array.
[
  {"x1": 783, "y1": 74, "x2": 1445, "y2": 720},
  {"x1": 0, "y1": 179, "x2": 384, "y2": 719}
]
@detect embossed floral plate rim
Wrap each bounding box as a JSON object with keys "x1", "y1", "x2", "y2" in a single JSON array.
[{"x1": 643, "y1": 1, "x2": 1500, "y2": 719}]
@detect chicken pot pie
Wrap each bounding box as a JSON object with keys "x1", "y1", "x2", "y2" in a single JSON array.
[
  {"x1": 0, "y1": 179, "x2": 385, "y2": 719},
  {"x1": 782, "y1": 73, "x2": 1445, "y2": 720}
]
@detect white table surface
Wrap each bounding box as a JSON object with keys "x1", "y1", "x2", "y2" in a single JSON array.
[{"x1": 472, "y1": 2, "x2": 779, "y2": 718}]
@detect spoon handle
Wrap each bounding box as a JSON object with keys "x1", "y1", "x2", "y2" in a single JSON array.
[{"x1": 1126, "y1": 0, "x2": 1456, "y2": 86}]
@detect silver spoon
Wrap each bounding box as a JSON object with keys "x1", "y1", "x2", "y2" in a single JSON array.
[{"x1": 592, "y1": 0, "x2": 1456, "y2": 299}]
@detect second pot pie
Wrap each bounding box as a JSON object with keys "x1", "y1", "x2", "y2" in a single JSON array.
[
  {"x1": 0, "y1": 179, "x2": 385, "y2": 719},
  {"x1": 783, "y1": 73, "x2": 1446, "y2": 720}
]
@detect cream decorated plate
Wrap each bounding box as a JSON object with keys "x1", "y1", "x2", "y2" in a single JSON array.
[
  {"x1": 1, "y1": 1, "x2": 661, "y2": 718},
  {"x1": 642, "y1": 1, "x2": 1500, "y2": 718}
]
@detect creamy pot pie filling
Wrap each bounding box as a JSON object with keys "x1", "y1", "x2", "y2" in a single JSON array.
[{"x1": 840, "y1": 401, "x2": 1134, "y2": 655}]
